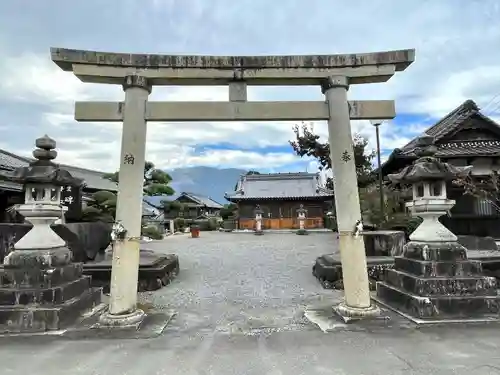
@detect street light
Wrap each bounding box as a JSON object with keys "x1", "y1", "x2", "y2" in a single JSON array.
[{"x1": 370, "y1": 119, "x2": 385, "y2": 220}]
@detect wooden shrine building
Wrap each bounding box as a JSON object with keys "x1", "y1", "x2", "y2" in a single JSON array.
[
  {"x1": 225, "y1": 172, "x2": 334, "y2": 230},
  {"x1": 381, "y1": 99, "x2": 500, "y2": 237}
]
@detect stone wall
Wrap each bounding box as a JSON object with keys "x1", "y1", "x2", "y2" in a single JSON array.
[{"x1": 0, "y1": 222, "x2": 112, "y2": 263}]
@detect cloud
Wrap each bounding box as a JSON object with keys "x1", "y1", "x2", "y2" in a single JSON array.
[{"x1": 1, "y1": 0, "x2": 500, "y2": 174}]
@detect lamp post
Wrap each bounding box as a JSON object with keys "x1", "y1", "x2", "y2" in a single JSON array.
[{"x1": 370, "y1": 120, "x2": 385, "y2": 221}]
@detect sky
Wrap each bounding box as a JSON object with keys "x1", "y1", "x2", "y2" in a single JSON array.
[{"x1": 1, "y1": 0, "x2": 500, "y2": 176}]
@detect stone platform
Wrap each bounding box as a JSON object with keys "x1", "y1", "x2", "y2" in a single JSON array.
[
  {"x1": 314, "y1": 250, "x2": 500, "y2": 290},
  {"x1": 313, "y1": 254, "x2": 394, "y2": 290},
  {"x1": 0, "y1": 262, "x2": 102, "y2": 333},
  {"x1": 83, "y1": 249, "x2": 179, "y2": 293},
  {"x1": 375, "y1": 241, "x2": 500, "y2": 321},
  {"x1": 313, "y1": 235, "x2": 500, "y2": 291}
]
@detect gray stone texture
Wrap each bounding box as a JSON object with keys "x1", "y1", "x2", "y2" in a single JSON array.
[
  {"x1": 51, "y1": 48, "x2": 415, "y2": 71},
  {"x1": 52, "y1": 222, "x2": 112, "y2": 262},
  {"x1": 364, "y1": 230, "x2": 406, "y2": 256},
  {"x1": 0, "y1": 222, "x2": 112, "y2": 263},
  {"x1": 458, "y1": 235, "x2": 498, "y2": 251},
  {"x1": 0, "y1": 223, "x2": 31, "y2": 262},
  {"x1": 2, "y1": 233, "x2": 500, "y2": 374}
]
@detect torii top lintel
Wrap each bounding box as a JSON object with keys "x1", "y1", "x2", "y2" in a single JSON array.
[{"x1": 50, "y1": 48, "x2": 415, "y2": 86}]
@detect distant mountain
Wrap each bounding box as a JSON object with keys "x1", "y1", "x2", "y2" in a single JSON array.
[{"x1": 147, "y1": 166, "x2": 247, "y2": 206}]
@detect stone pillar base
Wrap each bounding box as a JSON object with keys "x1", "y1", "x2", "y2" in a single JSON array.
[
  {"x1": 333, "y1": 301, "x2": 381, "y2": 323},
  {"x1": 98, "y1": 308, "x2": 145, "y2": 329}
]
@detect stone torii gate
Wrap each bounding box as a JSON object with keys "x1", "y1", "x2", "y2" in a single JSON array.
[{"x1": 51, "y1": 48, "x2": 414, "y2": 326}]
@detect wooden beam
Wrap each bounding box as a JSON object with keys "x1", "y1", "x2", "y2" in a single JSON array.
[
  {"x1": 75, "y1": 100, "x2": 396, "y2": 122},
  {"x1": 71, "y1": 64, "x2": 396, "y2": 86}
]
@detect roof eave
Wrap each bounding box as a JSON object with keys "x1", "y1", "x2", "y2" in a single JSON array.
[{"x1": 224, "y1": 195, "x2": 333, "y2": 201}]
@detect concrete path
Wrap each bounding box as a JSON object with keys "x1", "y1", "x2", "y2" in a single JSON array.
[{"x1": 2, "y1": 232, "x2": 500, "y2": 374}]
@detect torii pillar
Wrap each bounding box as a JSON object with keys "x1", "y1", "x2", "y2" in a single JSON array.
[
  {"x1": 100, "y1": 75, "x2": 151, "y2": 326},
  {"x1": 322, "y1": 76, "x2": 379, "y2": 320}
]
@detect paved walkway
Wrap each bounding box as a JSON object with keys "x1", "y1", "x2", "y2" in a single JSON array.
[{"x1": 2, "y1": 232, "x2": 500, "y2": 374}]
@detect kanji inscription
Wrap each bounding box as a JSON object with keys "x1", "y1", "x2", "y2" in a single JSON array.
[
  {"x1": 123, "y1": 153, "x2": 135, "y2": 165},
  {"x1": 341, "y1": 150, "x2": 351, "y2": 163}
]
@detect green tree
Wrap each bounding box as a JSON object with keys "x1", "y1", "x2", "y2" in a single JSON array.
[
  {"x1": 160, "y1": 200, "x2": 186, "y2": 215},
  {"x1": 81, "y1": 190, "x2": 117, "y2": 223},
  {"x1": 289, "y1": 122, "x2": 376, "y2": 188},
  {"x1": 103, "y1": 161, "x2": 175, "y2": 196},
  {"x1": 220, "y1": 203, "x2": 238, "y2": 220}
]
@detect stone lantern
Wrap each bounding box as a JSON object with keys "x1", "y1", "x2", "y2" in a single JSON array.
[
  {"x1": 0, "y1": 135, "x2": 102, "y2": 333},
  {"x1": 397, "y1": 135, "x2": 466, "y2": 243},
  {"x1": 254, "y1": 205, "x2": 264, "y2": 235},
  {"x1": 375, "y1": 135, "x2": 500, "y2": 321},
  {"x1": 296, "y1": 204, "x2": 308, "y2": 235}
]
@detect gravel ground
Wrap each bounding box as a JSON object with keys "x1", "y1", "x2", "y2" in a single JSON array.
[{"x1": 139, "y1": 231, "x2": 342, "y2": 334}]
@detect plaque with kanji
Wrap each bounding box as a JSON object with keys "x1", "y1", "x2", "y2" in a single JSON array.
[{"x1": 60, "y1": 185, "x2": 82, "y2": 221}]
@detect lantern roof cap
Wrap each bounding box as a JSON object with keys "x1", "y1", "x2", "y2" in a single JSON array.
[
  {"x1": 0, "y1": 135, "x2": 83, "y2": 186},
  {"x1": 387, "y1": 136, "x2": 472, "y2": 184},
  {"x1": 296, "y1": 204, "x2": 307, "y2": 213}
]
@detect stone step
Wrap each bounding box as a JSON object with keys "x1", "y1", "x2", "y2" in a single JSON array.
[
  {"x1": 376, "y1": 282, "x2": 500, "y2": 319},
  {"x1": 0, "y1": 287, "x2": 102, "y2": 333},
  {"x1": 384, "y1": 269, "x2": 497, "y2": 297},
  {"x1": 0, "y1": 263, "x2": 84, "y2": 288},
  {"x1": 394, "y1": 257, "x2": 483, "y2": 278},
  {"x1": 0, "y1": 276, "x2": 92, "y2": 306},
  {"x1": 403, "y1": 241, "x2": 467, "y2": 262}
]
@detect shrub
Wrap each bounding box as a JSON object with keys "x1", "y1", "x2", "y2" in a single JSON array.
[
  {"x1": 142, "y1": 226, "x2": 163, "y2": 240},
  {"x1": 174, "y1": 218, "x2": 186, "y2": 231},
  {"x1": 324, "y1": 215, "x2": 338, "y2": 231},
  {"x1": 381, "y1": 214, "x2": 423, "y2": 240},
  {"x1": 207, "y1": 218, "x2": 219, "y2": 231}
]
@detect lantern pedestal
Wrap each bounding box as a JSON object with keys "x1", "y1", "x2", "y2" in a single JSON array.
[
  {"x1": 0, "y1": 135, "x2": 102, "y2": 333},
  {"x1": 375, "y1": 240, "x2": 500, "y2": 321},
  {"x1": 0, "y1": 204, "x2": 102, "y2": 333},
  {"x1": 405, "y1": 199, "x2": 457, "y2": 243},
  {"x1": 4, "y1": 203, "x2": 72, "y2": 268},
  {"x1": 375, "y1": 135, "x2": 500, "y2": 322}
]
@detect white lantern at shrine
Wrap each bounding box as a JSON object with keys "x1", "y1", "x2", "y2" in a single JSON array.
[{"x1": 388, "y1": 135, "x2": 472, "y2": 243}]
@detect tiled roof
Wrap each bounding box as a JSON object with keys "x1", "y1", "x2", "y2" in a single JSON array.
[
  {"x1": 179, "y1": 192, "x2": 223, "y2": 209},
  {"x1": 142, "y1": 200, "x2": 163, "y2": 218},
  {"x1": 435, "y1": 140, "x2": 500, "y2": 157},
  {"x1": 0, "y1": 180, "x2": 23, "y2": 192},
  {"x1": 143, "y1": 194, "x2": 180, "y2": 208},
  {"x1": 57, "y1": 164, "x2": 118, "y2": 192},
  {"x1": 394, "y1": 100, "x2": 500, "y2": 159},
  {"x1": 0, "y1": 149, "x2": 31, "y2": 170},
  {"x1": 225, "y1": 172, "x2": 333, "y2": 200},
  {"x1": 0, "y1": 148, "x2": 118, "y2": 192}
]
